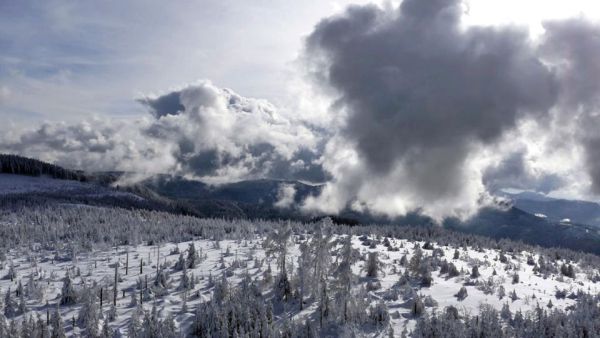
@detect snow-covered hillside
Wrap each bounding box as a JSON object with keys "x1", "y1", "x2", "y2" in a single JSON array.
[
  {"x1": 0, "y1": 174, "x2": 139, "y2": 200},
  {"x1": 0, "y1": 208, "x2": 599, "y2": 337}
]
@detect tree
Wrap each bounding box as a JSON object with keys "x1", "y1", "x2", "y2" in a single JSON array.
[
  {"x1": 59, "y1": 273, "x2": 77, "y2": 305},
  {"x1": 179, "y1": 264, "x2": 191, "y2": 291},
  {"x1": 107, "y1": 304, "x2": 117, "y2": 322},
  {"x1": 186, "y1": 243, "x2": 200, "y2": 269},
  {"x1": 455, "y1": 286, "x2": 468, "y2": 301},
  {"x1": 264, "y1": 222, "x2": 293, "y2": 277},
  {"x1": 50, "y1": 308, "x2": 66, "y2": 338},
  {"x1": 296, "y1": 241, "x2": 311, "y2": 310},
  {"x1": 18, "y1": 287, "x2": 27, "y2": 315},
  {"x1": 173, "y1": 252, "x2": 186, "y2": 271},
  {"x1": 127, "y1": 306, "x2": 144, "y2": 338},
  {"x1": 4, "y1": 262, "x2": 16, "y2": 281},
  {"x1": 333, "y1": 235, "x2": 358, "y2": 322},
  {"x1": 411, "y1": 295, "x2": 424, "y2": 316},
  {"x1": 100, "y1": 321, "x2": 114, "y2": 338},
  {"x1": 365, "y1": 252, "x2": 380, "y2": 278},
  {"x1": 497, "y1": 285, "x2": 506, "y2": 300},
  {"x1": 4, "y1": 288, "x2": 16, "y2": 318},
  {"x1": 500, "y1": 303, "x2": 512, "y2": 321},
  {"x1": 77, "y1": 288, "x2": 100, "y2": 337}
]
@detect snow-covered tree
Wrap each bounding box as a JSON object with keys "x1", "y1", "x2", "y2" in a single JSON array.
[
  {"x1": 333, "y1": 235, "x2": 358, "y2": 322},
  {"x1": 4, "y1": 288, "x2": 16, "y2": 318},
  {"x1": 365, "y1": 252, "x2": 380, "y2": 278},
  {"x1": 186, "y1": 243, "x2": 200, "y2": 269},
  {"x1": 59, "y1": 273, "x2": 77, "y2": 305}
]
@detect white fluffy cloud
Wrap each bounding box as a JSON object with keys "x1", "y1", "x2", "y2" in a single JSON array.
[{"x1": 1, "y1": 80, "x2": 326, "y2": 184}]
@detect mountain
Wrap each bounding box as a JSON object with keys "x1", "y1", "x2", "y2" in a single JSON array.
[
  {"x1": 142, "y1": 175, "x2": 600, "y2": 254},
  {"x1": 0, "y1": 153, "x2": 86, "y2": 181},
  {"x1": 501, "y1": 190, "x2": 600, "y2": 227},
  {"x1": 445, "y1": 206, "x2": 600, "y2": 254},
  {"x1": 2, "y1": 154, "x2": 600, "y2": 254}
]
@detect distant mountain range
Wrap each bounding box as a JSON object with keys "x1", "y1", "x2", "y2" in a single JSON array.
[
  {"x1": 499, "y1": 190, "x2": 600, "y2": 227},
  {"x1": 1, "y1": 154, "x2": 600, "y2": 254}
]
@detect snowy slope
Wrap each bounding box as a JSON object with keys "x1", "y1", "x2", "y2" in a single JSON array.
[
  {"x1": 1, "y1": 227, "x2": 597, "y2": 337},
  {"x1": 0, "y1": 174, "x2": 140, "y2": 200}
]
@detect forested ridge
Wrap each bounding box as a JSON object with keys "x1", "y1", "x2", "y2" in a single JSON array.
[{"x1": 0, "y1": 154, "x2": 86, "y2": 182}]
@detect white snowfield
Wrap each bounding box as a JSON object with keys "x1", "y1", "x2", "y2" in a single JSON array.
[{"x1": 0, "y1": 232, "x2": 597, "y2": 337}]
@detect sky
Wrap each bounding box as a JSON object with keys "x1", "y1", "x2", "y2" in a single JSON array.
[{"x1": 2, "y1": 0, "x2": 600, "y2": 220}]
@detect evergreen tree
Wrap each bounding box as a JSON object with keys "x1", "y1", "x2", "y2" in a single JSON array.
[
  {"x1": 50, "y1": 308, "x2": 66, "y2": 338},
  {"x1": 333, "y1": 235, "x2": 358, "y2": 322},
  {"x1": 59, "y1": 273, "x2": 77, "y2": 305},
  {"x1": 4, "y1": 288, "x2": 16, "y2": 318},
  {"x1": 77, "y1": 288, "x2": 100, "y2": 337},
  {"x1": 186, "y1": 243, "x2": 200, "y2": 269},
  {"x1": 365, "y1": 252, "x2": 380, "y2": 278}
]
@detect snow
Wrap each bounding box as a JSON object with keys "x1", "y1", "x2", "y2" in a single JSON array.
[{"x1": 1, "y1": 231, "x2": 597, "y2": 336}]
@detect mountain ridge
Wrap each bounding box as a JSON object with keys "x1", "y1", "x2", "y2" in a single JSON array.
[{"x1": 1, "y1": 154, "x2": 600, "y2": 254}]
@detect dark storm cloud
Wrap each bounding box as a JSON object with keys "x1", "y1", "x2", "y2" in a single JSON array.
[
  {"x1": 305, "y1": 0, "x2": 557, "y2": 203},
  {"x1": 540, "y1": 19, "x2": 600, "y2": 194}
]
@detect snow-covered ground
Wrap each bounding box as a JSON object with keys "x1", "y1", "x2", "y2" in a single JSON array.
[{"x1": 1, "y1": 231, "x2": 597, "y2": 337}]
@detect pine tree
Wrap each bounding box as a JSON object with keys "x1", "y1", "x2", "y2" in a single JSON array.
[
  {"x1": 59, "y1": 273, "x2": 77, "y2": 305},
  {"x1": 18, "y1": 288, "x2": 27, "y2": 315},
  {"x1": 129, "y1": 291, "x2": 138, "y2": 308},
  {"x1": 107, "y1": 304, "x2": 117, "y2": 322},
  {"x1": 498, "y1": 285, "x2": 506, "y2": 299},
  {"x1": 455, "y1": 286, "x2": 468, "y2": 301},
  {"x1": 334, "y1": 235, "x2": 358, "y2": 322},
  {"x1": 50, "y1": 308, "x2": 66, "y2": 338},
  {"x1": 100, "y1": 321, "x2": 114, "y2": 338},
  {"x1": 500, "y1": 303, "x2": 512, "y2": 321},
  {"x1": 411, "y1": 295, "x2": 424, "y2": 316},
  {"x1": 366, "y1": 252, "x2": 380, "y2": 278},
  {"x1": 4, "y1": 288, "x2": 16, "y2": 318},
  {"x1": 186, "y1": 243, "x2": 200, "y2": 269},
  {"x1": 77, "y1": 288, "x2": 100, "y2": 337},
  {"x1": 296, "y1": 241, "x2": 311, "y2": 310},
  {"x1": 127, "y1": 306, "x2": 143, "y2": 338},
  {"x1": 263, "y1": 222, "x2": 293, "y2": 301},
  {"x1": 174, "y1": 252, "x2": 186, "y2": 271},
  {"x1": 0, "y1": 312, "x2": 7, "y2": 337}
]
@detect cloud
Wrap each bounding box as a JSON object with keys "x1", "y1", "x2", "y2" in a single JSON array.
[
  {"x1": 274, "y1": 183, "x2": 297, "y2": 209},
  {"x1": 482, "y1": 151, "x2": 564, "y2": 194},
  {"x1": 302, "y1": 0, "x2": 557, "y2": 220},
  {"x1": 0, "y1": 117, "x2": 178, "y2": 177},
  {"x1": 4, "y1": 0, "x2": 600, "y2": 222},
  {"x1": 138, "y1": 81, "x2": 326, "y2": 183},
  {"x1": 539, "y1": 19, "x2": 600, "y2": 194},
  {"x1": 0, "y1": 86, "x2": 10, "y2": 103},
  {"x1": 1, "y1": 80, "x2": 327, "y2": 184},
  {"x1": 138, "y1": 91, "x2": 185, "y2": 118}
]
